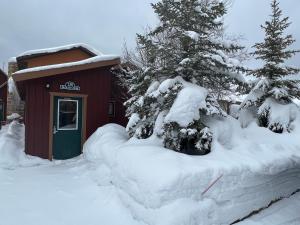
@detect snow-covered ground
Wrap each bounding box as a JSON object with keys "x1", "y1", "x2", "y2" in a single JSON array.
[
  {"x1": 0, "y1": 159, "x2": 143, "y2": 225},
  {"x1": 0, "y1": 123, "x2": 142, "y2": 225},
  {"x1": 1, "y1": 120, "x2": 300, "y2": 225}
]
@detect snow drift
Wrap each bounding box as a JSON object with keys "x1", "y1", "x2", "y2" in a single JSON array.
[
  {"x1": 0, "y1": 122, "x2": 46, "y2": 169},
  {"x1": 84, "y1": 115, "x2": 300, "y2": 225}
]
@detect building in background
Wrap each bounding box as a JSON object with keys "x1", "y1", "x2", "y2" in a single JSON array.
[{"x1": 7, "y1": 57, "x2": 24, "y2": 118}]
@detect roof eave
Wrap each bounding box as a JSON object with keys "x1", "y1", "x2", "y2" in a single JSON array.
[{"x1": 13, "y1": 58, "x2": 120, "y2": 82}]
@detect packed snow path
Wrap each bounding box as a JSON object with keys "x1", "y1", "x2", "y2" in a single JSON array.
[
  {"x1": 237, "y1": 191, "x2": 300, "y2": 225},
  {"x1": 0, "y1": 159, "x2": 143, "y2": 225}
]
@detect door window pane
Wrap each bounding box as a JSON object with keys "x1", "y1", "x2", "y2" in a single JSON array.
[{"x1": 58, "y1": 100, "x2": 78, "y2": 130}]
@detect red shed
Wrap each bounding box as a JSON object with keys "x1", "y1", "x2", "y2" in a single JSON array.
[
  {"x1": 12, "y1": 44, "x2": 127, "y2": 160},
  {"x1": 0, "y1": 69, "x2": 7, "y2": 123}
]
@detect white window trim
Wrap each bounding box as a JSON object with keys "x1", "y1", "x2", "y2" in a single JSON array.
[{"x1": 57, "y1": 99, "x2": 79, "y2": 131}]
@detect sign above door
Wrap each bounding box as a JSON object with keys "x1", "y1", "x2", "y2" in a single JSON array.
[{"x1": 60, "y1": 81, "x2": 80, "y2": 91}]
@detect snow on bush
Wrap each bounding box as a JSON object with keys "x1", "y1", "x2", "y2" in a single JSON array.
[
  {"x1": 240, "y1": 77, "x2": 300, "y2": 132},
  {"x1": 0, "y1": 121, "x2": 45, "y2": 169},
  {"x1": 164, "y1": 84, "x2": 208, "y2": 127},
  {"x1": 84, "y1": 118, "x2": 300, "y2": 225},
  {"x1": 258, "y1": 98, "x2": 298, "y2": 132},
  {"x1": 126, "y1": 76, "x2": 226, "y2": 155}
]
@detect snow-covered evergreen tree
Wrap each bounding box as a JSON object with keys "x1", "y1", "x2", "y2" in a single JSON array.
[
  {"x1": 241, "y1": 0, "x2": 300, "y2": 133},
  {"x1": 150, "y1": 0, "x2": 245, "y2": 89},
  {"x1": 117, "y1": 0, "x2": 245, "y2": 154}
]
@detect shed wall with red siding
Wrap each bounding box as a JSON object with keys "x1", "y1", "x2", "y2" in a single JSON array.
[{"x1": 24, "y1": 66, "x2": 127, "y2": 159}]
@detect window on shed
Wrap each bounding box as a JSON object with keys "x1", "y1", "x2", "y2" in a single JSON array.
[
  {"x1": 58, "y1": 99, "x2": 78, "y2": 130},
  {"x1": 108, "y1": 101, "x2": 115, "y2": 117}
]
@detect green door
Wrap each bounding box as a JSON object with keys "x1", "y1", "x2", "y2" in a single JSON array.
[{"x1": 53, "y1": 96, "x2": 82, "y2": 160}]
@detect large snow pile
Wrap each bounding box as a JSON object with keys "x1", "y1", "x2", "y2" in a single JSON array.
[
  {"x1": 84, "y1": 115, "x2": 300, "y2": 225},
  {"x1": 0, "y1": 122, "x2": 46, "y2": 169}
]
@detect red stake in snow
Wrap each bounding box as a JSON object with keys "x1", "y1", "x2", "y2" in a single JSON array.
[{"x1": 201, "y1": 174, "x2": 223, "y2": 196}]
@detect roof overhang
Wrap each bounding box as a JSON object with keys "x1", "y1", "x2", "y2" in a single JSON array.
[{"x1": 12, "y1": 58, "x2": 120, "y2": 82}]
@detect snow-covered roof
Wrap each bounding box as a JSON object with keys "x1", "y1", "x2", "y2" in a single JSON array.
[
  {"x1": 14, "y1": 55, "x2": 119, "y2": 75},
  {"x1": 17, "y1": 43, "x2": 103, "y2": 59},
  {"x1": 13, "y1": 55, "x2": 120, "y2": 82}
]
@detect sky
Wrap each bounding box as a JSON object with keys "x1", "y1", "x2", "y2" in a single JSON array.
[{"x1": 0, "y1": 0, "x2": 300, "y2": 72}]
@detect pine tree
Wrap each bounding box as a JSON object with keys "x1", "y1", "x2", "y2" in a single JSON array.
[
  {"x1": 117, "y1": 34, "x2": 162, "y2": 139},
  {"x1": 241, "y1": 0, "x2": 300, "y2": 133},
  {"x1": 117, "y1": 0, "x2": 245, "y2": 154},
  {"x1": 149, "y1": 0, "x2": 245, "y2": 90}
]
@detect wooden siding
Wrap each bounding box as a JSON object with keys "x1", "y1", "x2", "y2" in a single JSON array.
[
  {"x1": 20, "y1": 49, "x2": 92, "y2": 69},
  {"x1": 23, "y1": 66, "x2": 127, "y2": 159}
]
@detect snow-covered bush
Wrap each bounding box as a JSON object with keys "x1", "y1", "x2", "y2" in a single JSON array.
[
  {"x1": 161, "y1": 80, "x2": 226, "y2": 154},
  {"x1": 126, "y1": 76, "x2": 226, "y2": 154},
  {"x1": 241, "y1": 0, "x2": 300, "y2": 133}
]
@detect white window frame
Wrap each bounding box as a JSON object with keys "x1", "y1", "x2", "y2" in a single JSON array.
[{"x1": 57, "y1": 99, "x2": 79, "y2": 131}]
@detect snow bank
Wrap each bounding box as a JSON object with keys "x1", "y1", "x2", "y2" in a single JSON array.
[
  {"x1": 84, "y1": 116, "x2": 300, "y2": 225},
  {"x1": 0, "y1": 122, "x2": 46, "y2": 169}
]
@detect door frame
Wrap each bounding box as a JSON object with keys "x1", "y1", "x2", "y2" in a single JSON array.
[{"x1": 48, "y1": 92, "x2": 88, "y2": 160}]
